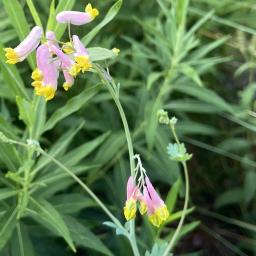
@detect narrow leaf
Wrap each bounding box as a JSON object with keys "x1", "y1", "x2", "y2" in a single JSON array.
[{"x1": 43, "y1": 84, "x2": 101, "y2": 132}]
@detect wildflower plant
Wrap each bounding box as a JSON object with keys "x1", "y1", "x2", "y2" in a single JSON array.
[{"x1": 0, "y1": 0, "x2": 199, "y2": 255}]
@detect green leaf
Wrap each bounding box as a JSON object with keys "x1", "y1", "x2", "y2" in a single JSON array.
[
  {"x1": 61, "y1": 131, "x2": 110, "y2": 167},
  {"x1": 180, "y1": 65, "x2": 202, "y2": 86},
  {"x1": 244, "y1": 171, "x2": 256, "y2": 205},
  {"x1": 35, "y1": 122, "x2": 84, "y2": 171},
  {"x1": 2, "y1": 0, "x2": 36, "y2": 69},
  {"x1": 31, "y1": 96, "x2": 46, "y2": 140},
  {"x1": 145, "y1": 242, "x2": 172, "y2": 256},
  {"x1": 166, "y1": 207, "x2": 195, "y2": 224},
  {"x1": 10, "y1": 223, "x2": 35, "y2": 256},
  {"x1": 214, "y1": 188, "x2": 244, "y2": 208},
  {"x1": 175, "y1": 0, "x2": 189, "y2": 29},
  {"x1": 0, "y1": 206, "x2": 17, "y2": 250},
  {"x1": 43, "y1": 84, "x2": 101, "y2": 132},
  {"x1": 28, "y1": 198, "x2": 76, "y2": 252},
  {"x1": 82, "y1": 0, "x2": 123, "y2": 45},
  {"x1": 65, "y1": 216, "x2": 113, "y2": 256},
  {"x1": 173, "y1": 84, "x2": 234, "y2": 113},
  {"x1": 0, "y1": 188, "x2": 18, "y2": 201},
  {"x1": 0, "y1": 44, "x2": 30, "y2": 100},
  {"x1": 46, "y1": 0, "x2": 56, "y2": 31},
  {"x1": 26, "y1": 0, "x2": 43, "y2": 28},
  {"x1": 16, "y1": 96, "x2": 34, "y2": 128},
  {"x1": 179, "y1": 221, "x2": 200, "y2": 238},
  {"x1": 54, "y1": 0, "x2": 75, "y2": 39},
  {"x1": 167, "y1": 143, "x2": 192, "y2": 162},
  {"x1": 88, "y1": 47, "x2": 117, "y2": 61},
  {"x1": 0, "y1": 143, "x2": 20, "y2": 170},
  {"x1": 165, "y1": 178, "x2": 181, "y2": 214},
  {"x1": 50, "y1": 194, "x2": 96, "y2": 214}
]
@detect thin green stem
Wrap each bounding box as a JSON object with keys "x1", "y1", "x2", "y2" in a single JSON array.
[
  {"x1": 93, "y1": 65, "x2": 135, "y2": 173},
  {"x1": 93, "y1": 65, "x2": 139, "y2": 256},
  {"x1": 162, "y1": 161, "x2": 189, "y2": 255},
  {"x1": 162, "y1": 124, "x2": 190, "y2": 256}
]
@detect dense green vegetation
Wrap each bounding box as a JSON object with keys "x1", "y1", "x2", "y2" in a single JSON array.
[{"x1": 0, "y1": 0, "x2": 255, "y2": 255}]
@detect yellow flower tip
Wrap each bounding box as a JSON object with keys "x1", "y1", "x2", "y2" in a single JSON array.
[
  {"x1": 148, "y1": 214, "x2": 162, "y2": 228},
  {"x1": 75, "y1": 56, "x2": 92, "y2": 72},
  {"x1": 155, "y1": 205, "x2": 169, "y2": 221},
  {"x1": 139, "y1": 201, "x2": 147, "y2": 215},
  {"x1": 112, "y1": 48, "x2": 120, "y2": 55},
  {"x1": 123, "y1": 199, "x2": 137, "y2": 221},
  {"x1": 85, "y1": 3, "x2": 99, "y2": 19},
  {"x1": 4, "y1": 48, "x2": 19, "y2": 64},
  {"x1": 63, "y1": 82, "x2": 72, "y2": 91},
  {"x1": 69, "y1": 64, "x2": 81, "y2": 77},
  {"x1": 31, "y1": 68, "x2": 43, "y2": 81},
  {"x1": 63, "y1": 42, "x2": 74, "y2": 54},
  {"x1": 35, "y1": 86, "x2": 55, "y2": 101},
  {"x1": 32, "y1": 80, "x2": 42, "y2": 88}
]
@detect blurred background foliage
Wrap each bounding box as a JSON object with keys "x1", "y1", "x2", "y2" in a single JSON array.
[{"x1": 0, "y1": 0, "x2": 256, "y2": 255}]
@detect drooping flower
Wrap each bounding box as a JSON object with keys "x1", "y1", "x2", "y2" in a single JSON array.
[
  {"x1": 72, "y1": 35, "x2": 92, "y2": 72},
  {"x1": 137, "y1": 191, "x2": 147, "y2": 215},
  {"x1": 56, "y1": 3, "x2": 99, "y2": 26},
  {"x1": 143, "y1": 177, "x2": 169, "y2": 227},
  {"x1": 4, "y1": 26, "x2": 43, "y2": 64},
  {"x1": 51, "y1": 45, "x2": 80, "y2": 77},
  {"x1": 63, "y1": 70, "x2": 74, "y2": 91},
  {"x1": 32, "y1": 44, "x2": 59, "y2": 101},
  {"x1": 123, "y1": 176, "x2": 138, "y2": 221}
]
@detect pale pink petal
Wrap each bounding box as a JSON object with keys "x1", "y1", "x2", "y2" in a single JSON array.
[
  {"x1": 126, "y1": 176, "x2": 137, "y2": 200},
  {"x1": 63, "y1": 70, "x2": 74, "y2": 85},
  {"x1": 145, "y1": 177, "x2": 164, "y2": 207},
  {"x1": 46, "y1": 31, "x2": 59, "y2": 49},
  {"x1": 51, "y1": 45, "x2": 74, "y2": 69},
  {"x1": 15, "y1": 26, "x2": 43, "y2": 60},
  {"x1": 72, "y1": 35, "x2": 88, "y2": 56},
  {"x1": 56, "y1": 11, "x2": 92, "y2": 25},
  {"x1": 143, "y1": 186, "x2": 154, "y2": 215},
  {"x1": 36, "y1": 44, "x2": 59, "y2": 89}
]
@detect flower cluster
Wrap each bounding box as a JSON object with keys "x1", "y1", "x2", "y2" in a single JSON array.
[
  {"x1": 4, "y1": 3, "x2": 100, "y2": 101},
  {"x1": 124, "y1": 155, "x2": 169, "y2": 227}
]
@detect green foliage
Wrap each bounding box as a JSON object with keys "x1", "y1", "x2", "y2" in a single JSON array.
[{"x1": 0, "y1": 0, "x2": 256, "y2": 255}]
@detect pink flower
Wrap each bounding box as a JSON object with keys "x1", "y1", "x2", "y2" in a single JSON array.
[
  {"x1": 63, "y1": 70, "x2": 74, "y2": 91},
  {"x1": 31, "y1": 44, "x2": 59, "y2": 101},
  {"x1": 56, "y1": 3, "x2": 99, "y2": 26},
  {"x1": 51, "y1": 45, "x2": 80, "y2": 77},
  {"x1": 4, "y1": 26, "x2": 43, "y2": 64},
  {"x1": 46, "y1": 31, "x2": 59, "y2": 50},
  {"x1": 143, "y1": 177, "x2": 169, "y2": 227},
  {"x1": 72, "y1": 35, "x2": 92, "y2": 72},
  {"x1": 123, "y1": 176, "x2": 138, "y2": 221}
]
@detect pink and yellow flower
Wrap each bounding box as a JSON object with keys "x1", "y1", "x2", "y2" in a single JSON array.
[
  {"x1": 4, "y1": 26, "x2": 43, "y2": 64},
  {"x1": 143, "y1": 177, "x2": 169, "y2": 227},
  {"x1": 123, "y1": 176, "x2": 138, "y2": 221},
  {"x1": 72, "y1": 35, "x2": 92, "y2": 72},
  {"x1": 56, "y1": 3, "x2": 99, "y2": 25},
  {"x1": 32, "y1": 44, "x2": 59, "y2": 101},
  {"x1": 51, "y1": 45, "x2": 80, "y2": 77}
]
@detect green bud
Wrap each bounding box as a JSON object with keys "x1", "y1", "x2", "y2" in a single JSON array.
[
  {"x1": 157, "y1": 109, "x2": 170, "y2": 124},
  {"x1": 170, "y1": 117, "x2": 178, "y2": 126}
]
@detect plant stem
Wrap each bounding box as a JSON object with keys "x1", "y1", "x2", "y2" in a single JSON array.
[
  {"x1": 162, "y1": 124, "x2": 190, "y2": 256},
  {"x1": 162, "y1": 161, "x2": 189, "y2": 255},
  {"x1": 93, "y1": 64, "x2": 140, "y2": 256}
]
